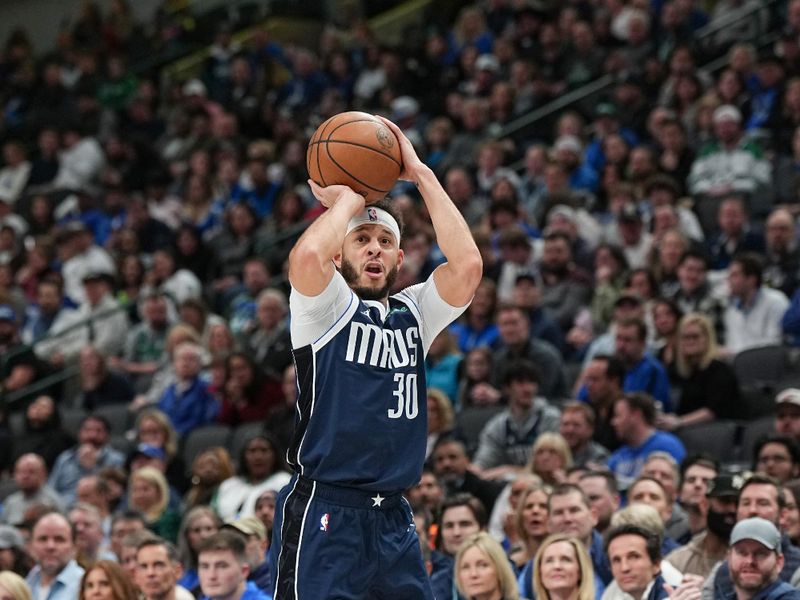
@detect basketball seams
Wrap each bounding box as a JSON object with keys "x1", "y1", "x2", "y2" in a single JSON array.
[
  {"x1": 323, "y1": 142, "x2": 394, "y2": 194},
  {"x1": 307, "y1": 140, "x2": 402, "y2": 168}
]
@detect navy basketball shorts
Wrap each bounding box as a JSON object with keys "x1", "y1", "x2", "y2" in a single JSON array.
[{"x1": 268, "y1": 475, "x2": 435, "y2": 599}]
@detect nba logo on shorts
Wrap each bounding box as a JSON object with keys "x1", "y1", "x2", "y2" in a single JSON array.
[
  {"x1": 367, "y1": 208, "x2": 378, "y2": 222},
  {"x1": 319, "y1": 513, "x2": 329, "y2": 532}
]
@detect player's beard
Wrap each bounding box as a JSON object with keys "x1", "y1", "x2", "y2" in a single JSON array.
[{"x1": 340, "y1": 257, "x2": 398, "y2": 300}]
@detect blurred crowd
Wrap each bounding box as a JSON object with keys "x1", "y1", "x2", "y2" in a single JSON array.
[{"x1": 1, "y1": 0, "x2": 800, "y2": 599}]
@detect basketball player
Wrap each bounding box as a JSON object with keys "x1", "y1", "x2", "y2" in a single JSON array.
[{"x1": 268, "y1": 116, "x2": 482, "y2": 598}]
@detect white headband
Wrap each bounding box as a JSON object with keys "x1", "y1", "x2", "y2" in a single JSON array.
[{"x1": 346, "y1": 206, "x2": 401, "y2": 244}]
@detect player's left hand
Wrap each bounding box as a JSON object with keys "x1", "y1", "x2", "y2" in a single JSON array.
[
  {"x1": 374, "y1": 116, "x2": 426, "y2": 185},
  {"x1": 308, "y1": 180, "x2": 364, "y2": 209}
]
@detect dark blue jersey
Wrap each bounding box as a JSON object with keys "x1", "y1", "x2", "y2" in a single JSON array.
[{"x1": 287, "y1": 272, "x2": 466, "y2": 492}]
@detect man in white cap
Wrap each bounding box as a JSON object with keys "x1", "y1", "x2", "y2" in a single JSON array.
[
  {"x1": 725, "y1": 517, "x2": 800, "y2": 600},
  {"x1": 687, "y1": 104, "x2": 771, "y2": 198},
  {"x1": 776, "y1": 388, "x2": 800, "y2": 444}
]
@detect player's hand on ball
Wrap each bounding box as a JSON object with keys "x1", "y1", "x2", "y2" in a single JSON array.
[
  {"x1": 308, "y1": 180, "x2": 365, "y2": 209},
  {"x1": 374, "y1": 116, "x2": 426, "y2": 184}
]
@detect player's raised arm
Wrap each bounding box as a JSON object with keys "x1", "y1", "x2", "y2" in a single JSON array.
[
  {"x1": 377, "y1": 117, "x2": 483, "y2": 307},
  {"x1": 288, "y1": 181, "x2": 365, "y2": 297}
]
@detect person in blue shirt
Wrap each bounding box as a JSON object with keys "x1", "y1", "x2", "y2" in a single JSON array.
[
  {"x1": 198, "y1": 531, "x2": 272, "y2": 600},
  {"x1": 607, "y1": 393, "x2": 686, "y2": 491},
  {"x1": 578, "y1": 317, "x2": 672, "y2": 412},
  {"x1": 158, "y1": 341, "x2": 218, "y2": 436},
  {"x1": 27, "y1": 512, "x2": 86, "y2": 600}
]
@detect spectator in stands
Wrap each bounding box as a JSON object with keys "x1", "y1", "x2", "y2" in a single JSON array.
[
  {"x1": 528, "y1": 433, "x2": 571, "y2": 486},
  {"x1": 493, "y1": 305, "x2": 566, "y2": 400},
  {"x1": 659, "y1": 313, "x2": 741, "y2": 430},
  {"x1": 668, "y1": 251, "x2": 723, "y2": 329},
  {"x1": 144, "y1": 249, "x2": 202, "y2": 306},
  {"x1": 581, "y1": 316, "x2": 672, "y2": 410},
  {"x1": 616, "y1": 202, "x2": 654, "y2": 270},
  {"x1": 641, "y1": 452, "x2": 691, "y2": 543},
  {"x1": 197, "y1": 531, "x2": 270, "y2": 600},
  {"x1": 724, "y1": 253, "x2": 790, "y2": 354},
  {"x1": 706, "y1": 197, "x2": 765, "y2": 270},
  {"x1": 25, "y1": 278, "x2": 74, "y2": 346},
  {"x1": 214, "y1": 433, "x2": 291, "y2": 521},
  {"x1": 134, "y1": 537, "x2": 185, "y2": 600},
  {"x1": 580, "y1": 355, "x2": 625, "y2": 451},
  {"x1": 605, "y1": 523, "x2": 672, "y2": 600},
  {"x1": 128, "y1": 467, "x2": 180, "y2": 543},
  {"x1": 431, "y1": 436, "x2": 503, "y2": 514},
  {"x1": 76, "y1": 475, "x2": 113, "y2": 540},
  {"x1": 508, "y1": 483, "x2": 549, "y2": 570},
  {"x1": 455, "y1": 532, "x2": 521, "y2": 600},
  {"x1": 183, "y1": 448, "x2": 235, "y2": 510},
  {"x1": 118, "y1": 293, "x2": 172, "y2": 393},
  {"x1": 538, "y1": 231, "x2": 592, "y2": 332},
  {"x1": 425, "y1": 389, "x2": 455, "y2": 460},
  {"x1": 220, "y1": 517, "x2": 271, "y2": 595},
  {"x1": 688, "y1": 104, "x2": 771, "y2": 198},
  {"x1": 49, "y1": 414, "x2": 125, "y2": 504},
  {"x1": 753, "y1": 435, "x2": 800, "y2": 483},
  {"x1": 726, "y1": 518, "x2": 800, "y2": 600},
  {"x1": 578, "y1": 471, "x2": 620, "y2": 535},
  {"x1": 0, "y1": 303, "x2": 47, "y2": 404},
  {"x1": 776, "y1": 389, "x2": 800, "y2": 443},
  {"x1": 627, "y1": 476, "x2": 678, "y2": 541},
  {"x1": 27, "y1": 512, "x2": 85, "y2": 600},
  {"x1": 69, "y1": 502, "x2": 115, "y2": 568},
  {"x1": 425, "y1": 330, "x2": 462, "y2": 405},
  {"x1": 77, "y1": 346, "x2": 135, "y2": 412},
  {"x1": 79, "y1": 560, "x2": 138, "y2": 600},
  {"x1": 177, "y1": 506, "x2": 221, "y2": 595},
  {"x1": 457, "y1": 347, "x2": 500, "y2": 408},
  {"x1": 238, "y1": 288, "x2": 291, "y2": 388},
  {"x1": 763, "y1": 208, "x2": 800, "y2": 298},
  {"x1": 157, "y1": 341, "x2": 217, "y2": 436},
  {"x1": 217, "y1": 352, "x2": 282, "y2": 427},
  {"x1": 559, "y1": 402, "x2": 610, "y2": 467},
  {"x1": 519, "y1": 484, "x2": 611, "y2": 598},
  {"x1": 56, "y1": 223, "x2": 116, "y2": 307},
  {"x1": 529, "y1": 532, "x2": 595, "y2": 600},
  {"x1": 668, "y1": 471, "x2": 738, "y2": 578},
  {"x1": 495, "y1": 227, "x2": 538, "y2": 305},
  {"x1": 607, "y1": 393, "x2": 686, "y2": 490},
  {"x1": 12, "y1": 395, "x2": 74, "y2": 470},
  {"x1": 45, "y1": 269, "x2": 130, "y2": 365},
  {"x1": 0, "y1": 525, "x2": 34, "y2": 577},
  {"x1": 474, "y1": 360, "x2": 561, "y2": 479},
  {"x1": 225, "y1": 258, "x2": 271, "y2": 337},
  {"x1": 110, "y1": 512, "x2": 146, "y2": 564},
  {"x1": 589, "y1": 243, "x2": 630, "y2": 332},
  {"x1": 705, "y1": 474, "x2": 800, "y2": 597},
  {"x1": 429, "y1": 494, "x2": 487, "y2": 598},
  {"x1": 3, "y1": 453, "x2": 63, "y2": 526},
  {"x1": 449, "y1": 279, "x2": 500, "y2": 354},
  {"x1": 133, "y1": 409, "x2": 185, "y2": 493}
]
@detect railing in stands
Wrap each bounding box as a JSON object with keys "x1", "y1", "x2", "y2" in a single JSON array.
[
  {"x1": 496, "y1": 0, "x2": 786, "y2": 147},
  {"x1": 2, "y1": 218, "x2": 311, "y2": 409}
]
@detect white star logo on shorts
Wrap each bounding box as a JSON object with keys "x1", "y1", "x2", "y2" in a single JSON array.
[{"x1": 371, "y1": 494, "x2": 385, "y2": 507}]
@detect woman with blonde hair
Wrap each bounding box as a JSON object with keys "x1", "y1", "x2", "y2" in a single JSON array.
[
  {"x1": 79, "y1": 560, "x2": 137, "y2": 600},
  {"x1": 0, "y1": 571, "x2": 31, "y2": 600},
  {"x1": 133, "y1": 408, "x2": 186, "y2": 490},
  {"x1": 128, "y1": 467, "x2": 180, "y2": 542},
  {"x1": 533, "y1": 534, "x2": 595, "y2": 600},
  {"x1": 657, "y1": 312, "x2": 740, "y2": 430},
  {"x1": 454, "y1": 532, "x2": 520, "y2": 600},
  {"x1": 510, "y1": 483, "x2": 549, "y2": 569},
  {"x1": 528, "y1": 433, "x2": 572, "y2": 485},
  {"x1": 176, "y1": 506, "x2": 221, "y2": 594}
]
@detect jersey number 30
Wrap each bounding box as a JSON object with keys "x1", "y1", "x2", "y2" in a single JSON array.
[{"x1": 389, "y1": 373, "x2": 419, "y2": 419}]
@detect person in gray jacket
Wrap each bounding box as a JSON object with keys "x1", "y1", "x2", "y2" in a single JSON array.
[{"x1": 473, "y1": 359, "x2": 560, "y2": 481}]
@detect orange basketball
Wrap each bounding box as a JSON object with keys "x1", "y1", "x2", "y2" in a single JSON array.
[{"x1": 306, "y1": 111, "x2": 403, "y2": 202}]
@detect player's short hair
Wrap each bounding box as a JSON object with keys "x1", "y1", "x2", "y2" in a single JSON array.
[{"x1": 371, "y1": 198, "x2": 404, "y2": 238}]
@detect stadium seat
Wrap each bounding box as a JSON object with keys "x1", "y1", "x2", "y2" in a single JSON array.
[
  {"x1": 737, "y1": 416, "x2": 775, "y2": 465},
  {"x1": 61, "y1": 408, "x2": 88, "y2": 438},
  {"x1": 182, "y1": 425, "x2": 232, "y2": 467},
  {"x1": 8, "y1": 411, "x2": 24, "y2": 437},
  {"x1": 93, "y1": 404, "x2": 132, "y2": 436},
  {"x1": 455, "y1": 406, "x2": 505, "y2": 458},
  {"x1": 733, "y1": 345, "x2": 786, "y2": 392},
  {"x1": 229, "y1": 422, "x2": 266, "y2": 460},
  {"x1": 109, "y1": 434, "x2": 133, "y2": 455},
  {"x1": 676, "y1": 420, "x2": 738, "y2": 459}
]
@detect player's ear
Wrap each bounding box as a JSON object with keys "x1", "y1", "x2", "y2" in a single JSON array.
[
  {"x1": 333, "y1": 252, "x2": 342, "y2": 268},
  {"x1": 395, "y1": 248, "x2": 404, "y2": 268}
]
